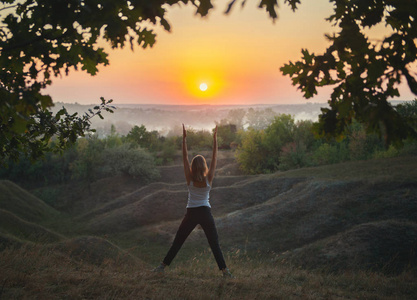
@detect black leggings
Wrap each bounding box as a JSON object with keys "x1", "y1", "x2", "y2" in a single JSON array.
[{"x1": 163, "y1": 206, "x2": 227, "y2": 270}]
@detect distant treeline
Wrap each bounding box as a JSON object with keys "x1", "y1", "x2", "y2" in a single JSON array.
[
  {"x1": 236, "y1": 100, "x2": 417, "y2": 173},
  {"x1": 1, "y1": 101, "x2": 417, "y2": 186}
]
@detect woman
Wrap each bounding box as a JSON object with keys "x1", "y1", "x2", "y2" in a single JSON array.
[{"x1": 153, "y1": 124, "x2": 233, "y2": 278}]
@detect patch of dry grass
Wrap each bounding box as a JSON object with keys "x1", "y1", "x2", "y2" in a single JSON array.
[{"x1": 1, "y1": 246, "x2": 416, "y2": 300}]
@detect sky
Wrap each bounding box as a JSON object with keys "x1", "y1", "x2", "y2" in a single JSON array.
[{"x1": 44, "y1": 0, "x2": 416, "y2": 106}]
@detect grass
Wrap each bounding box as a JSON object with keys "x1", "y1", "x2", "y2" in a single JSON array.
[
  {"x1": 0, "y1": 209, "x2": 64, "y2": 243},
  {"x1": 0, "y1": 180, "x2": 59, "y2": 223},
  {"x1": 1, "y1": 246, "x2": 416, "y2": 299},
  {"x1": 2, "y1": 155, "x2": 417, "y2": 298},
  {"x1": 277, "y1": 155, "x2": 417, "y2": 182}
]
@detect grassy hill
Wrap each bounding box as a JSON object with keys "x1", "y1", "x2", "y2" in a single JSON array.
[
  {"x1": 50, "y1": 236, "x2": 142, "y2": 266},
  {"x1": 0, "y1": 180, "x2": 59, "y2": 222},
  {"x1": 0, "y1": 209, "x2": 64, "y2": 244},
  {"x1": 89, "y1": 155, "x2": 416, "y2": 275},
  {"x1": 284, "y1": 219, "x2": 417, "y2": 274},
  {"x1": 1, "y1": 155, "x2": 417, "y2": 299}
]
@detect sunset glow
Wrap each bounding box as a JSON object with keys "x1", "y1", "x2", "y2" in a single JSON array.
[{"x1": 43, "y1": 0, "x2": 416, "y2": 106}]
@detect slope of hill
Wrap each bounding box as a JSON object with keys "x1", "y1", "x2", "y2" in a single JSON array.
[
  {"x1": 82, "y1": 175, "x2": 295, "y2": 234},
  {"x1": 0, "y1": 180, "x2": 59, "y2": 222},
  {"x1": 0, "y1": 209, "x2": 64, "y2": 243},
  {"x1": 92, "y1": 155, "x2": 417, "y2": 274},
  {"x1": 51, "y1": 236, "x2": 143, "y2": 266},
  {"x1": 1, "y1": 155, "x2": 417, "y2": 299},
  {"x1": 282, "y1": 219, "x2": 417, "y2": 274},
  {"x1": 6, "y1": 155, "x2": 416, "y2": 275},
  {"x1": 0, "y1": 233, "x2": 24, "y2": 251}
]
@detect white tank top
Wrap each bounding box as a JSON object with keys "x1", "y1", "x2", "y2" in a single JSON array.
[{"x1": 186, "y1": 178, "x2": 211, "y2": 208}]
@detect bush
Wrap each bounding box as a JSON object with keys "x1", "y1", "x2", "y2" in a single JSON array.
[
  {"x1": 400, "y1": 138, "x2": 417, "y2": 155},
  {"x1": 395, "y1": 99, "x2": 417, "y2": 132},
  {"x1": 101, "y1": 144, "x2": 160, "y2": 181},
  {"x1": 185, "y1": 129, "x2": 212, "y2": 150},
  {"x1": 312, "y1": 142, "x2": 349, "y2": 166},
  {"x1": 215, "y1": 122, "x2": 238, "y2": 149},
  {"x1": 126, "y1": 125, "x2": 163, "y2": 152},
  {"x1": 235, "y1": 129, "x2": 268, "y2": 174},
  {"x1": 157, "y1": 136, "x2": 179, "y2": 165},
  {"x1": 294, "y1": 120, "x2": 316, "y2": 150},
  {"x1": 372, "y1": 145, "x2": 400, "y2": 159},
  {"x1": 279, "y1": 142, "x2": 310, "y2": 171},
  {"x1": 236, "y1": 115, "x2": 296, "y2": 174},
  {"x1": 70, "y1": 137, "x2": 104, "y2": 182},
  {"x1": 0, "y1": 148, "x2": 76, "y2": 188},
  {"x1": 348, "y1": 125, "x2": 384, "y2": 161}
]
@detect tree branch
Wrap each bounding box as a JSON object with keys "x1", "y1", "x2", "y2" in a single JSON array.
[
  {"x1": 0, "y1": 5, "x2": 18, "y2": 12},
  {"x1": 1, "y1": 28, "x2": 74, "y2": 53}
]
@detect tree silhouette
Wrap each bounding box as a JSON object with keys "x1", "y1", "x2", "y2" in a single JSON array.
[{"x1": 280, "y1": 0, "x2": 417, "y2": 145}]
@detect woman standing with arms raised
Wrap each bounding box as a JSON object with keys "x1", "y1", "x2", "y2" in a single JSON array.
[{"x1": 153, "y1": 124, "x2": 233, "y2": 278}]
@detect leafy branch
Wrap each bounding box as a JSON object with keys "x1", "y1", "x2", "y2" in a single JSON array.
[{"x1": 280, "y1": 0, "x2": 417, "y2": 146}]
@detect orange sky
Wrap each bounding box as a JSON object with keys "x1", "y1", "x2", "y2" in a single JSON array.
[{"x1": 45, "y1": 0, "x2": 416, "y2": 106}]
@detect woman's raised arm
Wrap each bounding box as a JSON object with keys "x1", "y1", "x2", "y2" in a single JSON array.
[
  {"x1": 207, "y1": 125, "x2": 218, "y2": 184},
  {"x1": 182, "y1": 124, "x2": 191, "y2": 185}
]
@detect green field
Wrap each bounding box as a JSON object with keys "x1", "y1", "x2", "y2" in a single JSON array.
[{"x1": 1, "y1": 155, "x2": 416, "y2": 299}]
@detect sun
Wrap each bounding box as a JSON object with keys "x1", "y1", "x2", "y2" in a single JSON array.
[
  {"x1": 199, "y1": 83, "x2": 208, "y2": 92},
  {"x1": 183, "y1": 73, "x2": 224, "y2": 101}
]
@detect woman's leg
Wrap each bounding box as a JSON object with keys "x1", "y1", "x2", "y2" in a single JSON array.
[
  {"x1": 199, "y1": 207, "x2": 227, "y2": 270},
  {"x1": 162, "y1": 210, "x2": 197, "y2": 266}
]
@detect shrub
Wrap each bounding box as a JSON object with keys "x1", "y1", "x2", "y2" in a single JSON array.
[
  {"x1": 101, "y1": 144, "x2": 160, "y2": 181},
  {"x1": 348, "y1": 126, "x2": 384, "y2": 161},
  {"x1": 185, "y1": 129, "x2": 212, "y2": 150},
  {"x1": 279, "y1": 142, "x2": 310, "y2": 171},
  {"x1": 312, "y1": 142, "x2": 349, "y2": 166},
  {"x1": 235, "y1": 129, "x2": 267, "y2": 174},
  {"x1": 158, "y1": 136, "x2": 179, "y2": 165},
  {"x1": 215, "y1": 122, "x2": 238, "y2": 149},
  {"x1": 70, "y1": 137, "x2": 104, "y2": 182},
  {"x1": 372, "y1": 145, "x2": 400, "y2": 159},
  {"x1": 400, "y1": 138, "x2": 417, "y2": 156},
  {"x1": 236, "y1": 115, "x2": 303, "y2": 173}
]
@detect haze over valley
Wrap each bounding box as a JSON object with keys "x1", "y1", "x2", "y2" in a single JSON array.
[{"x1": 52, "y1": 102, "x2": 328, "y2": 136}]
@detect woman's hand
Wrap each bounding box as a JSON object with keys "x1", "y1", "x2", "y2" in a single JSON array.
[
  {"x1": 207, "y1": 125, "x2": 218, "y2": 184},
  {"x1": 182, "y1": 123, "x2": 187, "y2": 139},
  {"x1": 182, "y1": 123, "x2": 191, "y2": 184}
]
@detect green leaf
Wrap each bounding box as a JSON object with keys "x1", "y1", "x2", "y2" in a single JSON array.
[
  {"x1": 196, "y1": 0, "x2": 214, "y2": 17},
  {"x1": 11, "y1": 117, "x2": 28, "y2": 134},
  {"x1": 301, "y1": 49, "x2": 314, "y2": 65},
  {"x1": 285, "y1": 0, "x2": 300, "y2": 11},
  {"x1": 160, "y1": 18, "x2": 171, "y2": 32},
  {"x1": 137, "y1": 28, "x2": 156, "y2": 49},
  {"x1": 259, "y1": 0, "x2": 278, "y2": 20},
  {"x1": 39, "y1": 94, "x2": 53, "y2": 109},
  {"x1": 280, "y1": 62, "x2": 297, "y2": 77}
]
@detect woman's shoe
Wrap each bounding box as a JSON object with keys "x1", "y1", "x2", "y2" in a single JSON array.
[
  {"x1": 222, "y1": 268, "x2": 234, "y2": 278},
  {"x1": 152, "y1": 263, "x2": 165, "y2": 273}
]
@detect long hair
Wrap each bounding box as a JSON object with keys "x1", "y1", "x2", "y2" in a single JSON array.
[{"x1": 190, "y1": 155, "x2": 208, "y2": 182}]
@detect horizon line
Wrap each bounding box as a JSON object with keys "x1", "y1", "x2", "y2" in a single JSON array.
[
  {"x1": 54, "y1": 101, "x2": 329, "y2": 106},
  {"x1": 53, "y1": 100, "x2": 410, "y2": 107}
]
